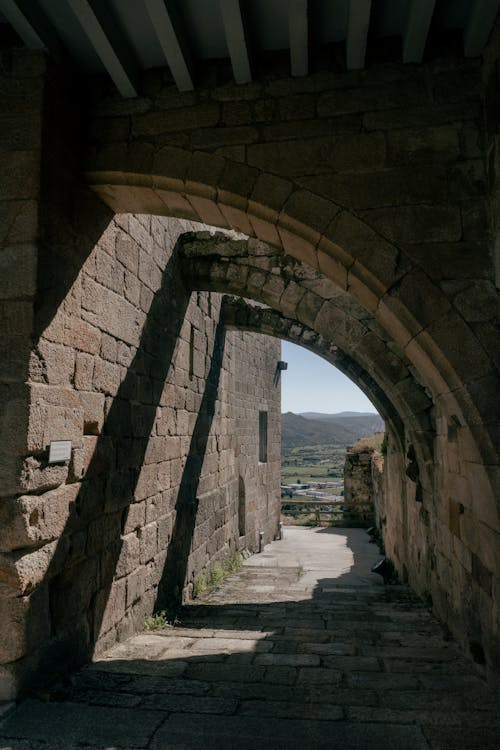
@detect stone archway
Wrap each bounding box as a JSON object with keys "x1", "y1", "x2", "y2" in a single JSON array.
[
  {"x1": 83, "y1": 145, "x2": 499, "y2": 680},
  {"x1": 1, "y1": 42, "x2": 499, "y2": 697},
  {"x1": 86, "y1": 154, "x2": 499, "y2": 466}
]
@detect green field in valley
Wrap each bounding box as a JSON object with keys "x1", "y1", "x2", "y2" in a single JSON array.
[{"x1": 281, "y1": 444, "x2": 346, "y2": 488}]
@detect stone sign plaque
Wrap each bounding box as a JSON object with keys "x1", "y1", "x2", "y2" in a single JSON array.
[{"x1": 48, "y1": 440, "x2": 72, "y2": 464}]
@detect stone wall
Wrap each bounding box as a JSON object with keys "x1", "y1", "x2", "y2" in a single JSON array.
[
  {"x1": 343, "y1": 449, "x2": 376, "y2": 527},
  {"x1": 0, "y1": 48, "x2": 44, "y2": 502},
  {"x1": 0, "y1": 54, "x2": 280, "y2": 699},
  {"x1": 483, "y1": 12, "x2": 500, "y2": 288},
  {"x1": 232, "y1": 332, "x2": 282, "y2": 549},
  {"x1": 0, "y1": 206, "x2": 280, "y2": 699}
]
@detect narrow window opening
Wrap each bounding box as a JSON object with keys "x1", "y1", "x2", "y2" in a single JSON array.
[
  {"x1": 189, "y1": 324, "x2": 195, "y2": 380},
  {"x1": 259, "y1": 410, "x2": 268, "y2": 463},
  {"x1": 238, "y1": 476, "x2": 246, "y2": 537}
]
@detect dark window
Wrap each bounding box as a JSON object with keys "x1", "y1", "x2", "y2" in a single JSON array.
[
  {"x1": 259, "y1": 411, "x2": 268, "y2": 463},
  {"x1": 189, "y1": 324, "x2": 195, "y2": 380},
  {"x1": 238, "y1": 476, "x2": 246, "y2": 536}
]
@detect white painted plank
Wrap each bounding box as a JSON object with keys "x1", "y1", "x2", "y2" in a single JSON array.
[
  {"x1": 289, "y1": 0, "x2": 308, "y2": 77},
  {"x1": 67, "y1": 0, "x2": 138, "y2": 97},
  {"x1": 346, "y1": 0, "x2": 372, "y2": 70},
  {"x1": 144, "y1": 0, "x2": 193, "y2": 91},
  {"x1": 403, "y1": 0, "x2": 435, "y2": 63},
  {"x1": 220, "y1": 0, "x2": 251, "y2": 84},
  {"x1": 464, "y1": 0, "x2": 500, "y2": 57}
]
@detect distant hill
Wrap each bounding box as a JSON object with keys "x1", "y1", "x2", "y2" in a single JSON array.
[
  {"x1": 300, "y1": 411, "x2": 379, "y2": 420},
  {"x1": 282, "y1": 411, "x2": 384, "y2": 449}
]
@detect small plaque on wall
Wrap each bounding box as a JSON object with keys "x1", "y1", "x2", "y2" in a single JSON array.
[{"x1": 48, "y1": 440, "x2": 72, "y2": 464}]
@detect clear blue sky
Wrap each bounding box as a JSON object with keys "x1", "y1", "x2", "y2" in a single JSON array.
[{"x1": 280, "y1": 341, "x2": 377, "y2": 415}]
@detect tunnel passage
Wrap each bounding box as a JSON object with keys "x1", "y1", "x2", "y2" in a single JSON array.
[
  {"x1": 173, "y1": 225, "x2": 499, "y2": 679},
  {"x1": 1, "y1": 24, "x2": 500, "y2": 698},
  {"x1": 85, "y1": 104, "x2": 500, "y2": 679}
]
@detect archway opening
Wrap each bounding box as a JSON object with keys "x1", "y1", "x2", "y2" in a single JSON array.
[{"x1": 279, "y1": 340, "x2": 385, "y2": 532}]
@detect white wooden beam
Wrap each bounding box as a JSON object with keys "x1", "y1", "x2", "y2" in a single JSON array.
[
  {"x1": 67, "y1": 0, "x2": 138, "y2": 98},
  {"x1": 289, "y1": 0, "x2": 308, "y2": 77},
  {"x1": 220, "y1": 0, "x2": 251, "y2": 84},
  {"x1": 0, "y1": 0, "x2": 60, "y2": 58},
  {"x1": 346, "y1": 0, "x2": 372, "y2": 70},
  {"x1": 144, "y1": 0, "x2": 193, "y2": 92},
  {"x1": 403, "y1": 0, "x2": 435, "y2": 63},
  {"x1": 464, "y1": 0, "x2": 500, "y2": 57}
]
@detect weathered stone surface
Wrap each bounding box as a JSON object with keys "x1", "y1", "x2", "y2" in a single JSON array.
[
  {"x1": 0, "y1": 584, "x2": 49, "y2": 662},
  {"x1": 343, "y1": 447, "x2": 378, "y2": 527},
  {"x1": 247, "y1": 132, "x2": 386, "y2": 176},
  {"x1": 0, "y1": 540, "x2": 61, "y2": 592},
  {"x1": 359, "y1": 205, "x2": 462, "y2": 244},
  {"x1": 0, "y1": 700, "x2": 165, "y2": 747},
  {"x1": 0, "y1": 245, "x2": 37, "y2": 300},
  {"x1": 0, "y1": 484, "x2": 80, "y2": 551},
  {"x1": 19, "y1": 456, "x2": 68, "y2": 494}
]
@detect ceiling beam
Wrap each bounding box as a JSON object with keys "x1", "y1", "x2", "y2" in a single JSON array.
[
  {"x1": 346, "y1": 0, "x2": 372, "y2": 70},
  {"x1": 289, "y1": 0, "x2": 308, "y2": 77},
  {"x1": 464, "y1": 0, "x2": 500, "y2": 57},
  {"x1": 220, "y1": 0, "x2": 251, "y2": 84},
  {"x1": 0, "y1": 0, "x2": 60, "y2": 58},
  {"x1": 67, "y1": 0, "x2": 138, "y2": 98},
  {"x1": 144, "y1": 0, "x2": 193, "y2": 92},
  {"x1": 403, "y1": 0, "x2": 435, "y2": 63}
]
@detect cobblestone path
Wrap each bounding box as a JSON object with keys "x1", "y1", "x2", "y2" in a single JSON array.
[{"x1": 1, "y1": 527, "x2": 499, "y2": 749}]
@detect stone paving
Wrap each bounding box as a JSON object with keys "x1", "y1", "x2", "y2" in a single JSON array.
[{"x1": 1, "y1": 526, "x2": 499, "y2": 749}]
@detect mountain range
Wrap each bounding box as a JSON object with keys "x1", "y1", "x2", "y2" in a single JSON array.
[{"x1": 282, "y1": 411, "x2": 384, "y2": 449}]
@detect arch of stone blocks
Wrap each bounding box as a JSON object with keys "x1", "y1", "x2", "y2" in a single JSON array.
[
  {"x1": 87, "y1": 158, "x2": 498, "y2": 468},
  {"x1": 87, "y1": 148, "x2": 500, "y2": 678},
  {"x1": 220, "y1": 294, "x2": 406, "y2": 443},
  {"x1": 87, "y1": 159, "x2": 499, "y2": 500},
  {"x1": 178, "y1": 233, "x2": 434, "y2": 466}
]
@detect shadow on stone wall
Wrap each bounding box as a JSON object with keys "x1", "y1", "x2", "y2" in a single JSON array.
[
  {"x1": 156, "y1": 321, "x2": 226, "y2": 613},
  {"x1": 22, "y1": 236, "x2": 228, "y2": 694}
]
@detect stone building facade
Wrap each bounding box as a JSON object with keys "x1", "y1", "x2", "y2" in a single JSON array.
[
  {"x1": 1, "y1": 11, "x2": 500, "y2": 696},
  {"x1": 0, "y1": 49, "x2": 281, "y2": 697}
]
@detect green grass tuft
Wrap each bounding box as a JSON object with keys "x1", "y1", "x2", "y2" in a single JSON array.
[
  {"x1": 193, "y1": 571, "x2": 208, "y2": 598},
  {"x1": 209, "y1": 561, "x2": 224, "y2": 588},
  {"x1": 143, "y1": 611, "x2": 172, "y2": 631},
  {"x1": 192, "y1": 552, "x2": 244, "y2": 599}
]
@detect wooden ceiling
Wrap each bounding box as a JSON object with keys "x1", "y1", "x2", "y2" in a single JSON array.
[{"x1": 0, "y1": 0, "x2": 498, "y2": 96}]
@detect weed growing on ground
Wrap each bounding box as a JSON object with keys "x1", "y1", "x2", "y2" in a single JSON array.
[
  {"x1": 193, "y1": 571, "x2": 208, "y2": 598},
  {"x1": 223, "y1": 553, "x2": 243, "y2": 575},
  {"x1": 193, "y1": 552, "x2": 245, "y2": 598},
  {"x1": 143, "y1": 611, "x2": 172, "y2": 631},
  {"x1": 209, "y1": 562, "x2": 224, "y2": 588}
]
